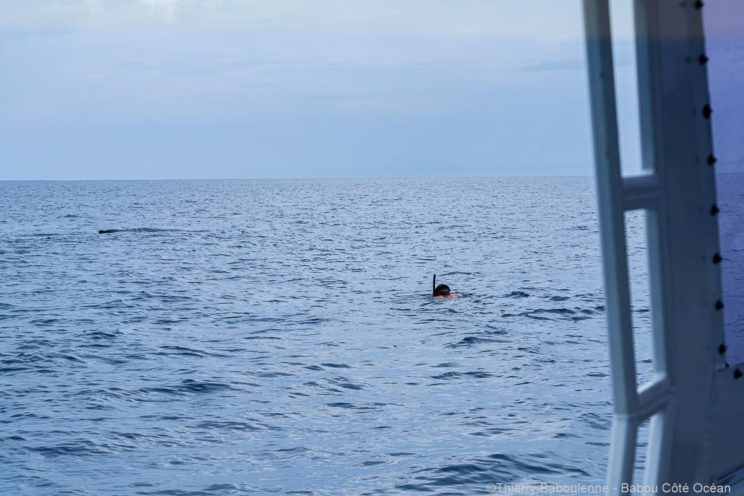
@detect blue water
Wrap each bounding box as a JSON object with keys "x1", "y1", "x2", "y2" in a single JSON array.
[
  {"x1": 717, "y1": 175, "x2": 744, "y2": 365},
  {"x1": 0, "y1": 178, "x2": 652, "y2": 495}
]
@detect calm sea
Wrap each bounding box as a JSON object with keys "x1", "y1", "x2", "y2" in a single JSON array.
[{"x1": 0, "y1": 178, "x2": 653, "y2": 495}]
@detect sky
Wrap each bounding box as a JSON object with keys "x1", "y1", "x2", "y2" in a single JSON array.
[{"x1": 0, "y1": 0, "x2": 643, "y2": 180}]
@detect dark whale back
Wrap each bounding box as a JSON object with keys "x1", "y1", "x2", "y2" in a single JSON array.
[{"x1": 98, "y1": 228, "x2": 178, "y2": 235}]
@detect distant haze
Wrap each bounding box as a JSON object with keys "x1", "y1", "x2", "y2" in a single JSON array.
[{"x1": 0, "y1": 1, "x2": 643, "y2": 180}]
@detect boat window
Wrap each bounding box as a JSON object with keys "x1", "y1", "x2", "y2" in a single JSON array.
[{"x1": 608, "y1": 0, "x2": 643, "y2": 176}]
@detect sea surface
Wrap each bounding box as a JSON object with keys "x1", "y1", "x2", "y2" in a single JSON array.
[
  {"x1": 717, "y1": 174, "x2": 744, "y2": 365},
  {"x1": 0, "y1": 178, "x2": 654, "y2": 495}
]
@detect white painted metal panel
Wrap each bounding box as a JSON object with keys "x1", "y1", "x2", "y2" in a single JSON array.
[
  {"x1": 703, "y1": 0, "x2": 744, "y2": 484},
  {"x1": 583, "y1": 0, "x2": 744, "y2": 490},
  {"x1": 705, "y1": 0, "x2": 744, "y2": 366}
]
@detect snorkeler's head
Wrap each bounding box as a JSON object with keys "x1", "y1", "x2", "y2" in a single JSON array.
[{"x1": 434, "y1": 284, "x2": 451, "y2": 296}]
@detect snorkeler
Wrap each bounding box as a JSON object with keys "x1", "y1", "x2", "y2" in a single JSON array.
[{"x1": 432, "y1": 274, "x2": 461, "y2": 299}]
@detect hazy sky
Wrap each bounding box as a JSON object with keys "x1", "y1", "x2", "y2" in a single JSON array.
[{"x1": 0, "y1": 0, "x2": 642, "y2": 180}]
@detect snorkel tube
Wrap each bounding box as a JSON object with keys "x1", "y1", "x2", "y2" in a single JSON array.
[{"x1": 432, "y1": 274, "x2": 436, "y2": 296}]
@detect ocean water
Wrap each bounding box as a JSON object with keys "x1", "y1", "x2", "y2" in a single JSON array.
[
  {"x1": 0, "y1": 178, "x2": 653, "y2": 495},
  {"x1": 717, "y1": 174, "x2": 744, "y2": 365}
]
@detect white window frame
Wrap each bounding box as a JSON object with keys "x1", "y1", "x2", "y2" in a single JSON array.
[{"x1": 583, "y1": 0, "x2": 744, "y2": 491}]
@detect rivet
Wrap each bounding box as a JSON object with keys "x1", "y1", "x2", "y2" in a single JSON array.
[
  {"x1": 699, "y1": 54, "x2": 709, "y2": 65},
  {"x1": 713, "y1": 253, "x2": 723, "y2": 264},
  {"x1": 708, "y1": 154, "x2": 717, "y2": 166},
  {"x1": 716, "y1": 300, "x2": 725, "y2": 311},
  {"x1": 711, "y1": 204, "x2": 720, "y2": 216},
  {"x1": 735, "y1": 368, "x2": 742, "y2": 379},
  {"x1": 703, "y1": 104, "x2": 713, "y2": 119},
  {"x1": 719, "y1": 344, "x2": 727, "y2": 355},
  {"x1": 695, "y1": 0, "x2": 704, "y2": 8}
]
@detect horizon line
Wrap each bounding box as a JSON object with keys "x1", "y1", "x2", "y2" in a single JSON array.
[{"x1": 0, "y1": 174, "x2": 595, "y2": 182}]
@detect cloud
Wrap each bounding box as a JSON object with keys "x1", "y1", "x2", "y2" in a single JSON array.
[
  {"x1": 521, "y1": 59, "x2": 585, "y2": 73},
  {"x1": 1, "y1": 1, "x2": 585, "y2": 40},
  {"x1": 136, "y1": 0, "x2": 179, "y2": 22},
  {"x1": 0, "y1": 0, "x2": 603, "y2": 179}
]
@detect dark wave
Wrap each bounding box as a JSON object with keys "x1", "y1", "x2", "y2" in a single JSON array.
[{"x1": 398, "y1": 453, "x2": 589, "y2": 492}]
